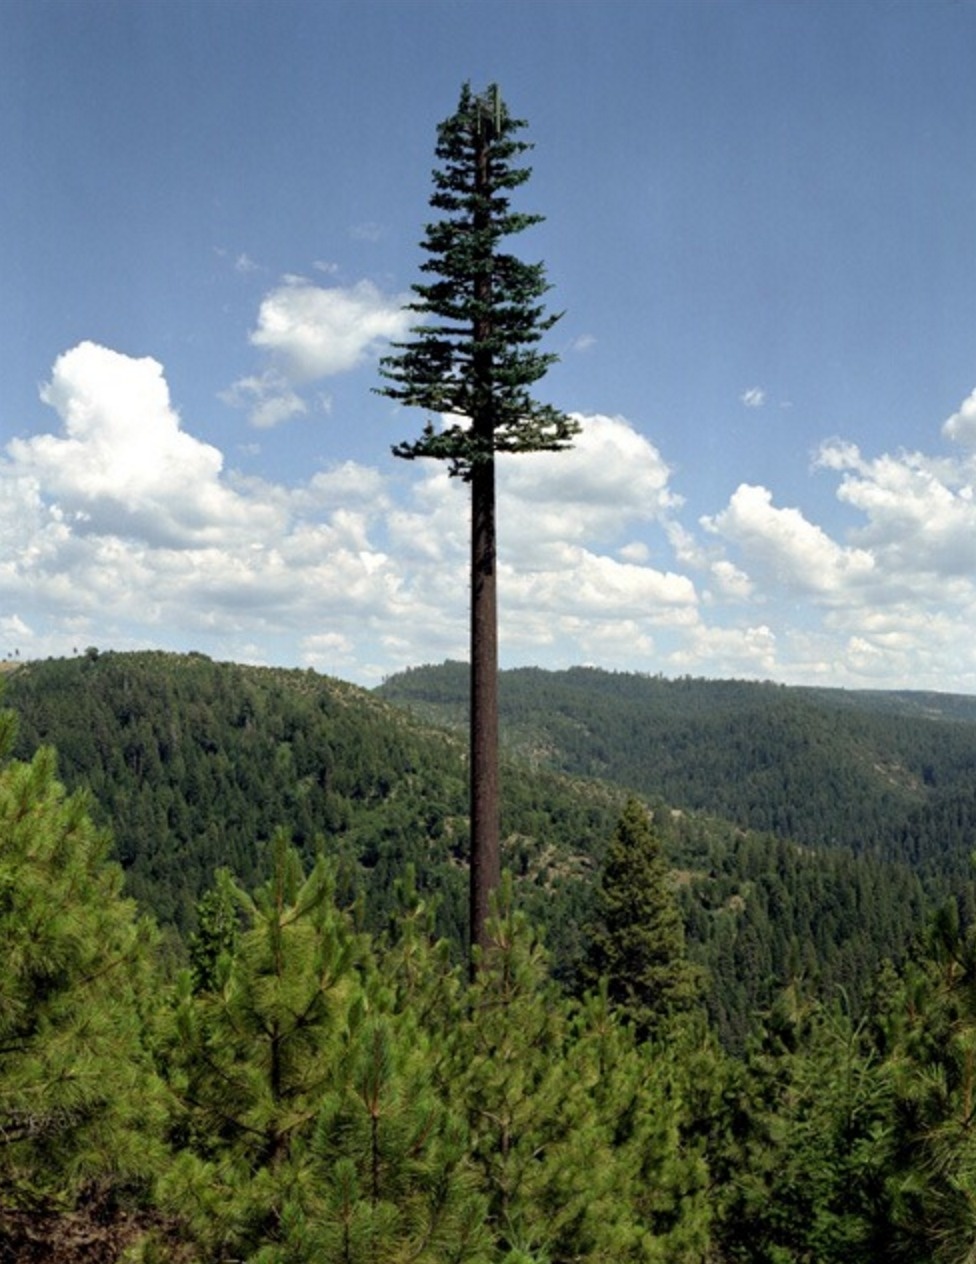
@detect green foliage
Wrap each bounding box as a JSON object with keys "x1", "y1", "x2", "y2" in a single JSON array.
[
  {"x1": 434, "y1": 886, "x2": 712, "y2": 1262},
  {"x1": 587, "y1": 798, "x2": 704, "y2": 1037},
  {"x1": 382, "y1": 661, "x2": 970, "y2": 1038},
  {"x1": 299, "y1": 1011, "x2": 488, "y2": 1263},
  {"x1": 0, "y1": 713, "x2": 163, "y2": 1210},
  {"x1": 13, "y1": 704, "x2": 976, "y2": 1262},
  {"x1": 377, "y1": 83, "x2": 578, "y2": 478},
  {"x1": 187, "y1": 867, "x2": 239, "y2": 993},
  {"x1": 4, "y1": 651, "x2": 618, "y2": 965},
  {"x1": 8, "y1": 649, "x2": 976, "y2": 1047},
  {"x1": 380, "y1": 662, "x2": 976, "y2": 874},
  {"x1": 872, "y1": 906, "x2": 976, "y2": 1264},
  {"x1": 160, "y1": 836, "x2": 491, "y2": 1263},
  {"x1": 159, "y1": 831, "x2": 370, "y2": 1254},
  {"x1": 710, "y1": 990, "x2": 895, "y2": 1263}
]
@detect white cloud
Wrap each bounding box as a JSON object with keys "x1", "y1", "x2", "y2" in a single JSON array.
[
  {"x1": 500, "y1": 413, "x2": 681, "y2": 558},
  {"x1": 380, "y1": 414, "x2": 697, "y2": 668},
  {"x1": 220, "y1": 371, "x2": 308, "y2": 429},
  {"x1": 943, "y1": 387, "x2": 976, "y2": 448},
  {"x1": 816, "y1": 440, "x2": 976, "y2": 580},
  {"x1": 248, "y1": 278, "x2": 410, "y2": 382},
  {"x1": 0, "y1": 345, "x2": 410, "y2": 666},
  {"x1": 9, "y1": 342, "x2": 269, "y2": 547},
  {"x1": 10, "y1": 345, "x2": 976, "y2": 693},
  {"x1": 669, "y1": 622, "x2": 778, "y2": 678},
  {"x1": 702, "y1": 483, "x2": 875, "y2": 597},
  {"x1": 619, "y1": 541, "x2": 650, "y2": 563},
  {"x1": 503, "y1": 546, "x2": 696, "y2": 622},
  {"x1": 222, "y1": 277, "x2": 411, "y2": 428},
  {"x1": 707, "y1": 559, "x2": 754, "y2": 601}
]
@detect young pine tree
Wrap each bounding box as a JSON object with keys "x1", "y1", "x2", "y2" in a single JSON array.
[
  {"x1": 162, "y1": 835, "x2": 489, "y2": 1263},
  {"x1": 378, "y1": 83, "x2": 578, "y2": 961},
  {"x1": 0, "y1": 709, "x2": 163, "y2": 1211},
  {"x1": 436, "y1": 886, "x2": 712, "y2": 1262},
  {"x1": 297, "y1": 1010, "x2": 489, "y2": 1264},
  {"x1": 588, "y1": 798, "x2": 704, "y2": 1039},
  {"x1": 160, "y1": 831, "x2": 371, "y2": 1257}
]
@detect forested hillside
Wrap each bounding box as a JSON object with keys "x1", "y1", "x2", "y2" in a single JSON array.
[
  {"x1": 1, "y1": 650, "x2": 960, "y2": 1045},
  {"x1": 379, "y1": 661, "x2": 976, "y2": 879},
  {"x1": 5, "y1": 704, "x2": 976, "y2": 1263},
  {"x1": 2, "y1": 651, "x2": 616, "y2": 959}
]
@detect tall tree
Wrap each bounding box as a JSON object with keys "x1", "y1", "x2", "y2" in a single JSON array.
[{"x1": 378, "y1": 83, "x2": 578, "y2": 960}]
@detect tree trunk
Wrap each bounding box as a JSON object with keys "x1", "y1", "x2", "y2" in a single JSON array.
[
  {"x1": 468, "y1": 115, "x2": 500, "y2": 968},
  {"x1": 469, "y1": 453, "x2": 500, "y2": 963}
]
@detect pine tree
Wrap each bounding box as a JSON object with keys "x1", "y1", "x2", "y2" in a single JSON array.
[
  {"x1": 159, "y1": 831, "x2": 371, "y2": 1256},
  {"x1": 874, "y1": 908, "x2": 976, "y2": 1264},
  {"x1": 298, "y1": 1011, "x2": 489, "y2": 1263},
  {"x1": 378, "y1": 83, "x2": 578, "y2": 961},
  {"x1": 187, "y1": 865, "x2": 240, "y2": 993},
  {"x1": 162, "y1": 835, "x2": 489, "y2": 1262},
  {"x1": 710, "y1": 987, "x2": 894, "y2": 1264},
  {"x1": 440, "y1": 891, "x2": 625, "y2": 1260},
  {"x1": 436, "y1": 887, "x2": 712, "y2": 1261},
  {"x1": 0, "y1": 709, "x2": 163, "y2": 1211},
  {"x1": 588, "y1": 798, "x2": 704, "y2": 1039}
]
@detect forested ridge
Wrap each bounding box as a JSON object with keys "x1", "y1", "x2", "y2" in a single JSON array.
[
  {"x1": 3, "y1": 650, "x2": 954, "y2": 1045},
  {"x1": 6, "y1": 660, "x2": 976, "y2": 1261},
  {"x1": 379, "y1": 661, "x2": 976, "y2": 872}
]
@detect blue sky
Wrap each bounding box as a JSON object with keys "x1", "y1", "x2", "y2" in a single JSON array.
[{"x1": 4, "y1": 0, "x2": 976, "y2": 691}]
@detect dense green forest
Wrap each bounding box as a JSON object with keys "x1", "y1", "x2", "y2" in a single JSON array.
[
  {"x1": 379, "y1": 661, "x2": 976, "y2": 877},
  {"x1": 2, "y1": 651, "x2": 616, "y2": 964},
  {"x1": 5, "y1": 676, "x2": 976, "y2": 1262},
  {"x1": 3, "y1": 651, "x2": 954, "y2": 1044}
]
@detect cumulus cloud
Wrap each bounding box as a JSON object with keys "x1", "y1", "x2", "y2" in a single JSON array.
[
  {"x1": 220, "y1": 372, "x2": 308, "y2": 429},
  {"x1": 0, "y1": 343, "x2": 417, "y2": 674},
  {"x1": 702, "y1": 483, "x2": 875, "y2": 597},
  {"x1": 249, "y1": 278, "x2": 409, "y2": 381},
  {"x1": 500, "y1": 413, "x2": 681, "y2": 560},
  {"x1": 382, "y1": 413, "x2": 698, "y2": 667},
  {"x1": 816, "y1": 440, "x2": 976, "y2": 579},
  {"x1": 9, "y1": 342, "x2": 270, "y2": 547},
  {"x1": 222, "y1": 277, "x2": 410, "y2": 427},
  {"x1": 943, "y1": 387, "x2": 976, "y2": 449},
  {"x1": 669, "y1": 622, "x2": 778, "y2": 678},
  {"x1": 11, "y1": 343, "x2": 976, "y2": 691}
]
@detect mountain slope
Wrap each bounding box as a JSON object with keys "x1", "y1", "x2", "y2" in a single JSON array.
[
  {"x1": 2, "y1": 651, "x2": 619, "y2": 947},
  {"x1": 1, "y1": 651, "x2": 957, "y2": 1042},
  {"x1": 378, "y1": 662, "x2": 976, "y2": 876}
]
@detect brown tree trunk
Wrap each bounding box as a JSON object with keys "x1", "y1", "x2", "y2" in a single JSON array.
[
  {"x1": 468, "y1": 116, "x2": 500, "y2": 968},
  {"x1": 469, "y1": 453, "x2": 500, "y2": 963}
]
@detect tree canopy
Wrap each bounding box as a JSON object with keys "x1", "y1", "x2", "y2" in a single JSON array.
[{"x1": 377, "y1": 82, "x2": 578, "y2": 478}]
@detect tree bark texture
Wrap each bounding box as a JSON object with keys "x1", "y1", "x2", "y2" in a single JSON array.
[{"x1": 469, "y1": 454, "x2": 500, "y2": 960}]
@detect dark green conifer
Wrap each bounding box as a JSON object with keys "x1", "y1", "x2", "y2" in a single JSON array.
[
  {"x1": 588, "y1": 798, "x2": 704, "y2": 1038},
  {"x1": 187, "y1": 866, "x2": 239, "y2": 993},
  {"x1": 378, "y1": 83, "x2": 578, "y2": 960}
]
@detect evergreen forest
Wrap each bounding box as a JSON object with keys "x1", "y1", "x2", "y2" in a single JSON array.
[{"x1": 5, "y1": 649, "x2": 976, "y2": 1261}]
